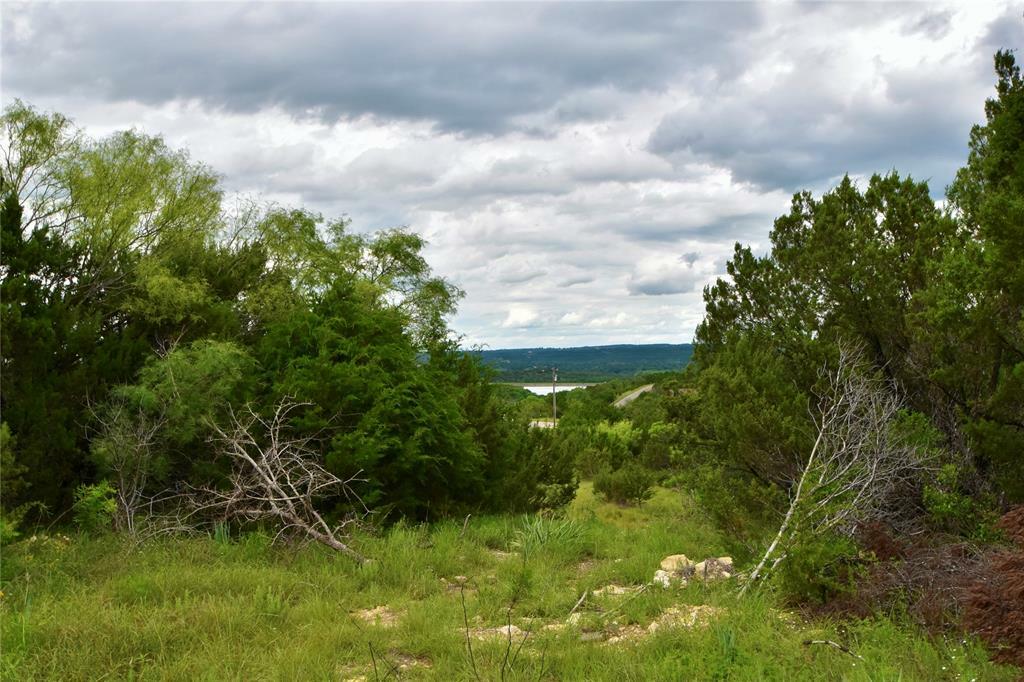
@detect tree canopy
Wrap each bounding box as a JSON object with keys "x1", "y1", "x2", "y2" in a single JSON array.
[{"x1": 0, "y1": 100, "x2": 549, "y2": 521}]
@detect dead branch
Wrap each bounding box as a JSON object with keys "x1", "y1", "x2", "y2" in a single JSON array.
[
  {"x1": 188, "y1": 399, "x2": 369, "y2": 564},
  {"x1": 88, "y1": 398, "x2": 167, "y2": 535},
  {"x1": 802, "y1": 639, "x2": 864, "y2": 661},
  {"x1": 742, "y1": 344, "x2": 932, "y2": 595},
  {"x1": 567, "y1": 590, "x2": 588, "y2": 620}
]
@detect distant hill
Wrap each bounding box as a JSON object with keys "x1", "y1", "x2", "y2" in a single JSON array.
[{"x1": 472, "y1": 343, "x2": 693, "y2": 382}]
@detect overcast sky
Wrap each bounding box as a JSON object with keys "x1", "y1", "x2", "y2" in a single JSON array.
[{"x1": 2, "y1": 2, "x2": 1020, "y2": 348}]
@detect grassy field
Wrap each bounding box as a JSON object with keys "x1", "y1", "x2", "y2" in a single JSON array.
[{"x1": 0, "y1": 484, "x2": 1013, "y2": 681}]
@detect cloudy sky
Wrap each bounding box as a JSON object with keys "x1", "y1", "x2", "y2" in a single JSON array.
[{"x1": 2, "y1": 2, "x2": 1020, "y2": 348}]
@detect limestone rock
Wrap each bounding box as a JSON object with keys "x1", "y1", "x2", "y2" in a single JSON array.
[
  {"x1": 652, "y1": 569, "x2": 674, "y2": 589},
  {"x1": 691, "y1": 556, "x2": 734, "y2": 582},
  {"x1": 659, "y1": 554, "x2": 693, "y2": 572}
]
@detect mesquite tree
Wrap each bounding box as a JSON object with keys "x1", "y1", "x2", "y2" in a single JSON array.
[{"x1": 741, "y1": 346, "x2": 928, "y2": 595}]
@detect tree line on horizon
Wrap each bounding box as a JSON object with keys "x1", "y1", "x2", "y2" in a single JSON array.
[{"x1": 474, "y1": 343, "x2": 694, "y2": 383}]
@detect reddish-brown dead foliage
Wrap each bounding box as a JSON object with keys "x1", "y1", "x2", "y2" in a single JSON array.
[
  {"x1": 857, "y1": 521, "x2": 906, "y2": 561},
  {"x1": 817, "y1": 511, "x2": 1024, "y2": 669},
  {"x1": 963, "y1": 550, "x2": 1024, "y2": 667},
  {"x1": 996, "y1": 506, "x2": 1024, "y2": 547},
  {"x1": 817, "y1": 540, "x2": 986, "y2": 631}
]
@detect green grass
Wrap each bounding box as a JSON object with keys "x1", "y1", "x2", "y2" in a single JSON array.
[{"x1": 0, "y1": 487, "x2": 1014, "y2": 681}]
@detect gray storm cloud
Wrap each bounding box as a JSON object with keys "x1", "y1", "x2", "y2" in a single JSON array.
[{"x1": 2, "y1": 2, "x2": 1019, "y2": 348}]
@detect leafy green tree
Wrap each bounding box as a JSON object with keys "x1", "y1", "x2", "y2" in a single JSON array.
[
  {"x1": 254, "y1": 278, "x2": 482, "y2": 519},
  {"x1": 0, "y1": 99, "x2": 564, "y2": 530},
  {"x1": 1, "y1": 102, "x2": 229, "y2": 511},
  {"x1": 688, "y1": 48, "x2": 1024, "y2": 561},
  {"x1": 918, "y1": 50, "x2": 1024, "y2": 499},
  {"x1": 89, "y1": 339, "x2": 257, "y2": 525}
]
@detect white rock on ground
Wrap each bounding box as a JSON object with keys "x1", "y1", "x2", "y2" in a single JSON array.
[
  {"x1": 659, "y1": 554, "x2": 693, "y2": 572},
  {"x1": 652, "y1": 569, "x2": 674, "y2": 589},
  {"x1": 653, "y1": 555, "x2": 734, "y2": 587},
  {"x1": 692, "y1": 556, "x2": 734, "y2": 582}
]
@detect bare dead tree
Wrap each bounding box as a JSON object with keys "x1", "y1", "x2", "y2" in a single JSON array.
[
  {"x1": 188, "y1": 399, "x2": 370, "y2": 564},
  {"x1": 741, "y1": 345, "x2": 931, "y2": 595},
  {"x1": 89, "y1": 398, "x2": 167, "y2": 534}
]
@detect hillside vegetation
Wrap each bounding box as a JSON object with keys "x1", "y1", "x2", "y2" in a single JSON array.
[
  {"x1": 473, "y1": 344, "x2": 693, "y2": 383},
  {"x1": 1, "y1": 49, "x2": 1023, "y2": 679}
]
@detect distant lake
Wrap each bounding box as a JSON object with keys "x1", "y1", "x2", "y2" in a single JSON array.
[{"x1": 521, "y1": 384, "x2": 591, "y2": 396}]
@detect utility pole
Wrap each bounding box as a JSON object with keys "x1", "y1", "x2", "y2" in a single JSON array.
[{"x1": 552, "y1": 367, "x2": 558, "y2": 423}]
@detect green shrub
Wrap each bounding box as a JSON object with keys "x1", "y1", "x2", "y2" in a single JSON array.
[
  {"x1": 0, "y1": 501, "x2": 47, "y2": 547},
  {"x1": 534, "y1": 481, "x2": 578, "y2": 510},
  {"x1": 667, "y1": 463, "x2": 783, "y2": 553},
  {"x1": 72, "y1": 482, "x2": 117, "y2": 534},
  {"x1": 593, "y1": 462, "x2": 654, "y2": 506},
  {"x1": 923, "y1": 463, "x2": 1001, "y2": 541},
  {"x1": 638, "y1": 421, "x2": 680, "y2": 471},
  {"x1": 775, "y1": 531, "x2": 861, "y2": 604},
  {"x1": 0, "y1": 508, "x2": 23, "y2": 546},
  {"x1": 511, "y1": 515, "x2": 590, "y2": 560},
  {"x1": 0, "y1": 422, "x2": 27, "y2": 508},
  {"x1": 575, "y1": 445, "x2": 610, "y2": 479}
]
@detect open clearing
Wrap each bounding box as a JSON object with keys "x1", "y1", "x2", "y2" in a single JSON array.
[{"x1": 0, "y1": 484, "x2": 1011, "y2": 680}]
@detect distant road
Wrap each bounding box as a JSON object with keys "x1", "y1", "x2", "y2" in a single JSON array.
[{"x1": 613, "y1": 384, "x2": 654, "y2": 408}]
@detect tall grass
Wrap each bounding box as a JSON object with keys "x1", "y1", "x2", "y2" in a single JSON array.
[{"x1": 0, "y1": 485, "x2": 1015, "y2": 681}]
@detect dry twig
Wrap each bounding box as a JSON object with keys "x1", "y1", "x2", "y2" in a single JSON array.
[
  {"x1": 802, "y1": 639, "x2": 865, "y2": 661},
  {"x1": 742, "y1": 345, "x2": 931, "y2": 595},
  {"x1": 185, "y1": 399, "x2": 369, "y2": 563}
]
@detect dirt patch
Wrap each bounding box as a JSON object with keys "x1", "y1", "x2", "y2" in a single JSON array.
[
  {"x1": 592, "y1": 584, "x2": 641, "y2": 597},
  {"x1": 352, "y1": 605, "x2": 402, "y2": 628},
  {"x1": 388, "y1": 652, "x2": 433, "y2": 671},
  {"x1": 647, "y1": 604, "x2": 722, "y2": 631},
  {"x1": 440, "y1": 575, "x2": 472, "y2": 591},
  {"x1": 598, "y1": 605, "x2": 724, "y2": 644},
  {"x1": 604, "y1": 624, "x2": 646, "y2": 644},
  {"x1": 469, "y1": 623, "x2": 527, "y2": 641},
  {"x1": 489, "y1": 549, "x2": 516, "y2": 561},
  {"x1": 339, "y1": 651, "x2": 431, "y2": 681}
]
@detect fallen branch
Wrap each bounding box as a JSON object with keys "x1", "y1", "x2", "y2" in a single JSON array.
[
  {"x1": 567, "y1": 590, "x2": 588, "y2": 620},
  {"x1": 189, "y1": 399, "x2": 370, "y2": 564},
  {"x1": 802, "y1": 639, "x2": 864, "y2": 661},
  {"x1": 742, "y1": 345, "x2": 929, "y2": 595}
]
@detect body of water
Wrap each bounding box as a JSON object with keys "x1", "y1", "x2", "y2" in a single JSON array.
[{"x1": 521, "y1": 384, "x2": 590, "y2": 396}]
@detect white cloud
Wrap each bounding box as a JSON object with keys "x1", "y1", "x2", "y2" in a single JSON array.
[
  {"x1": 627, "y1": 252, "x2": 718, "y2": 297},
  {"x1": 501, "y1": 306, "x2": 540, "y2": 329},
  {"x1": 2, "y1": 1, "x2": 1017, "y2": 349},
  {"x1": 559, "y1": 311, "x2": 585, "y2": 325},
  {"x1": 587, "y1": 312, "x2": 634, "y2": 329}
]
